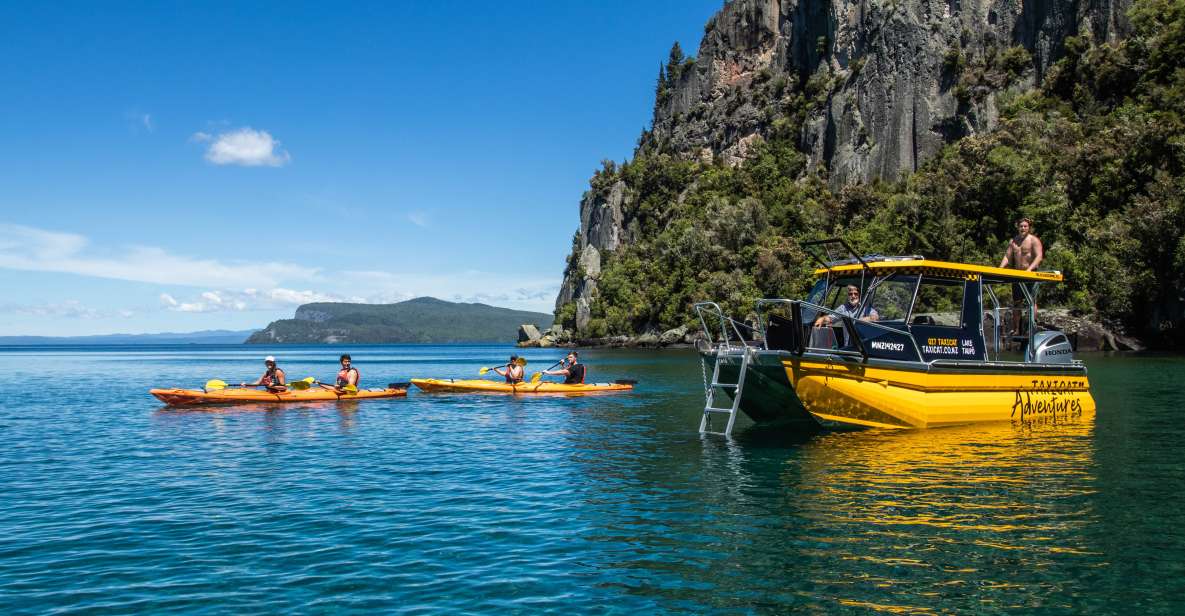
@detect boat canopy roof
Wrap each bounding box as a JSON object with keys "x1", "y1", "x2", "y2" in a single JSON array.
[{"x1": 812, "y1": 257, "x2": 1063, "y2": 283}]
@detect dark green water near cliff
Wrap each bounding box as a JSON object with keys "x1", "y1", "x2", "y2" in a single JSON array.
[{"x1": 0, "y1": 346, "x2": 1180, "y2": 613}]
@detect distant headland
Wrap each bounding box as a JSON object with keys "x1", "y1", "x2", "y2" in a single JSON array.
[{"x1": 247, "y1": 297, "x2": 552, "y2": 344}]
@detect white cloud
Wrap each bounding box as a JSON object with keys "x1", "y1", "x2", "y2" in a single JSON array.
[
  {"x1": 160, "y1": 287, "x2": 363, "y2": 313},
  {"x1": 196, "y1": 127, "x2": 290, "y2": 167},
  {"x1": 142, "y1": 114, "x2": 154, "y2": 132},
  {"x1": 0, "y1": 300, "x2": 132, "y2": 320},
  {"x1": 0, "y1": 223, "x2": 316, "y2": 288},
  {"x1": 408, "y1": 211, "x2": 430, "y2": 227},
  {"x1": 342, "y1": 270, "x2": 559, "y2": 313}
]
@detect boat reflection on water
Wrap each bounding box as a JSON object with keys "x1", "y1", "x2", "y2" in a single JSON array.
[{"x1": 628, "y1": 418, "x2": 1102, "y2": 611}]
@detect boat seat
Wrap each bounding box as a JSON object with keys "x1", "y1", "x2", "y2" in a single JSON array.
[
  {"x1": 765, "y1": 313, "x2": 799, "y2": 351},
  {"x1": 809, "y1": 325, "x2": 845, "y2": 349}
]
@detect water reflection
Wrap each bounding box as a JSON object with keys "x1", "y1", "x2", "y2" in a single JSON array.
[{"x1": 575, "y1": 413, "x2": 1103, "y2": 612}]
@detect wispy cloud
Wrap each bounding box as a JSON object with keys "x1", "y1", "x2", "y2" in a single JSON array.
[
  {"x1": 0, "y1": 300, "x2": 134, "y2": 320},
  {"x1": 0, "y1": 223, "x2": 560, "y2": 317},
  {"x1": 193, "y1": 127, "x2": 291, "y2": 167},
  {"x1": 342, "y1": 270, "x2": 559, "y2": 312},
  {"x1": 160, "y1": 288, "x2": 365, "y2": 313},
  {"x1": 408, "y1": 211, "x2": 430, "y2": 228},
  {"x1": 0, "y1": 223, "x2": 316, "y2": 288},
  {"x1": 125, "y1": 110, "x2": 155, "y2": 134}
]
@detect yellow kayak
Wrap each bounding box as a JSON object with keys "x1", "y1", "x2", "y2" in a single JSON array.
[
  {"x1": 150, "y1": 386, "x2": 407, "y2": 406},
  {"x1": 410, "y1": 378, "x2": 634, "y2": 394}
]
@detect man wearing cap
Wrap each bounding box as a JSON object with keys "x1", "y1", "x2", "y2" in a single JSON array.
[
  {"x1": 244, "y1": 356, "x2": 287, "y2": 392},
  {"x1": 492, "y1": 355, "x2": 525, "y2": 384}
]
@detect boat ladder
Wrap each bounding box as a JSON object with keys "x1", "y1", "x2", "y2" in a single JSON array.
[{"x1": 699, "y1": 345, "x2": 750, "y2": 437}]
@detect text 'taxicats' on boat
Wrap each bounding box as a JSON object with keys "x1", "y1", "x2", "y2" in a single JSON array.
[{"x1": 695, "y1": 239, "x2": 1095, "y2": 436}]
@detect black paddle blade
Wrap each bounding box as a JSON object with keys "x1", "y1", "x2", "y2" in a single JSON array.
[
  {"x1": 614, "y1": 379, "x2": 638, "y2": 385},
  {"x1": 388, "y1": 382, "x2": 412, "y2": 390}
]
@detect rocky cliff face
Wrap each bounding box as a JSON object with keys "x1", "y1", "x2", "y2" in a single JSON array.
[
  {"x1": 653, "y1": 0, "x2": 1129, "y2": 184},
  {"x1": 556, "y1": 0, "x2": 1132, "y2": 335}
]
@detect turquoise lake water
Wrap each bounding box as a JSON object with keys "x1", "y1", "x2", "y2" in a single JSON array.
[{"x1": 0, "y1": 345, "x2": 1182, "y2": 613}]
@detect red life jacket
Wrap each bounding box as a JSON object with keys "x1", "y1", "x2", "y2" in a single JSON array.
[
  {"x1": 337, "y1": 367, "x2": 359, "y2": 387},
  {"x1": 262, "y1": 367, "x2": 285, "y2": 389}
]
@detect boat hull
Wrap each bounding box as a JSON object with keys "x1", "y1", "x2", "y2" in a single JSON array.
[
  {"x1": 410, "y1": 378, "x2": 633, "y2": 394},
  {"x1": 150, "y1": 387, "x2": 407, "y2": 406},
  {"x1": 703, "y1": 350, "x2": 1094, "y2": 431}
]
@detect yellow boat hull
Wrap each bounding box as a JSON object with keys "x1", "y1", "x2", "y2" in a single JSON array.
[
  {"x1": 787, "y1": 359, "x2": 1094, "y2": 429},
  {"x1": 704, "y1": 350, "x2": 1094, "y2": 431}
]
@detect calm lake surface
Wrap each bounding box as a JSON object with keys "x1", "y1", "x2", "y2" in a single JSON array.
[{"x1": 0, "y1": 344, "x2": 1182, "y2": 613}]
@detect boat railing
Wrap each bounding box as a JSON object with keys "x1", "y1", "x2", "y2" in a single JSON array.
[
  {"x1": 754, "y1": 298, "x2": 925, "y2": 363},
  {"x1": 693, "y1": 302, "x2": 759, "y2": 351}
]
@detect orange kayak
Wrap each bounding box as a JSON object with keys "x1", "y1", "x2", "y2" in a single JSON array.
[
  {"x1": 410, "y1": 378, "x2": 634, "y2": 394},
  {"x1": 150, "y1": 386, "x2": 407, "y2": 406}
]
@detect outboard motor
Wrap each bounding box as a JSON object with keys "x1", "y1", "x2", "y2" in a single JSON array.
[{"x1": 1028, "y1": 330, "x2": 1075, "y2": 364}]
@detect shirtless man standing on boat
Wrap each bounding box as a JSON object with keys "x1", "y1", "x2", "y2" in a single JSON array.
[{"x1": 999, "y1": 217, "x2": 1044, "y2": 336}]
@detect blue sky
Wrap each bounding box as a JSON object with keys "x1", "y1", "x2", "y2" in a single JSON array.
[{"x1": 0, "y1": 1, "x2": 721, "y2": 336}]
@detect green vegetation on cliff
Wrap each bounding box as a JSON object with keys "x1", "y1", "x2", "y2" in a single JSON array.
[
  {"x1": 558, "y1": 0, "x2": 1185, "y2": 346},
  {"x1": 248, "y1": 297, "x2": 551, "y2": 344}
]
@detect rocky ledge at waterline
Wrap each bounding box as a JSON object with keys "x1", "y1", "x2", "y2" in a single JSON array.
[
  {"x1": 521, "y1": 311, "x2": 1140, "y2": 352},
  {"x1": 517, "y1": 324, "x2": 696, "y2": 349}
]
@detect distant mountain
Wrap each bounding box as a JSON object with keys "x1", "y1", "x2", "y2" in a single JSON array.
[
  {"x1": 0, "y1": 329, "x2": 257, "y2": 345},
  {"x1": 247, "y1": 297, "x2": 552, "y2": 344}
]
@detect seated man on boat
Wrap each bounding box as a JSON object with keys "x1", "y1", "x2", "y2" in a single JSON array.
[
  {"x1": 243, "y1": 355, "x2": 286, "y2": 392},
  {"x1": 492, "y1": 355, "x2": 526, "y2": 384},
  {"x1": 813, "y1": 285, "x2": 879, "y2": 327},
  {"x1": 332, "y1": 354, "x2": 359, "y2": 393},
  {"x1": 544, "y1": 351, "x2": 586, "y2": 384}
]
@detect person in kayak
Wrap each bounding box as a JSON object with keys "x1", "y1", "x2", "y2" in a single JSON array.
[
  {"x1": 244, "y1": 355, "x2": 286, "y2": 392},
  {"x1": 333, "y1": 354, "x2": 360, "y2": 393},
  {"x1": 492, "y1": 355, "x2": 525, "y2": 384},
  {"x1": 544, "y1": 351, "x2": 586, "y2": 384}
]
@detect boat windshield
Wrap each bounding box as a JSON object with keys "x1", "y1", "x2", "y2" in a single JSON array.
[
  {"x1": 810, "y1": 277, "x2": 872, "y2": 310},
  {"x1": 865, "y1": 274, "x2": 918, "y2": 323}
]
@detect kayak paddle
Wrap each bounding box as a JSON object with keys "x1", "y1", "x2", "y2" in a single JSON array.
[
  {"x1": 287, "y1": 377, "x2": 316, "y2": 390},
  {"x1": 205, "y1": 377, "x2": 314, "y2": 391},
  {"x1": 314, "y1": 381, "x2": 359, "y2": 393},
  {"x1": 478, "y1": 357, "x2": 527, "y2": 375},
  {"x1": 530, "y1": 359, "x2": 566, "y2": 383}
]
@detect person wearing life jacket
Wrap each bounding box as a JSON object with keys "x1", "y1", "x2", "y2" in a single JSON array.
[
  {"x1": 492, "y1": 355, "x2": 525, "y2": 384},
  {"x1": 244, "y1": 356, "x2": 286, "y2": 392},
  {"x1": 333, "y1": 354, "x2": 360, "y2": 393},
  {"x1": 544, "y1": 351, "x2": 586, "y2": 385}
]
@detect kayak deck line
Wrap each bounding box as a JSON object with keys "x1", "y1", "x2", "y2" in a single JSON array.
[
  {"x1": 149, "y1": 386, "x2": 408, "y2": 406},
  {"x1": 409, "y1": 378, "x2": 634, "y2": 395}
]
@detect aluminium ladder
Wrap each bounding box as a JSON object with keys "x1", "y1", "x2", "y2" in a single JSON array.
[{"x1": 699, "y1": 345, "x2": 750, "y2": 437}]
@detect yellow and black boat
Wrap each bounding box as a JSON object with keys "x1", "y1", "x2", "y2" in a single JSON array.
[{"x1": 695, "y1": 239, "x2": 1095, "y2": 436}]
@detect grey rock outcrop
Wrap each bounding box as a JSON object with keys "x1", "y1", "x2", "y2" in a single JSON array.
[
  {"x1": 1038, "y1": 309, "x2": 1144, "y2": 352},
  {"x1": 653, "y1": 0, "x2": 1130, "y2": 187},
  {"x1": 660, "y1": 325, "x2": 690, "y2": 345},
  {"x1": 517, "y1": 324, "x2": 542, "y2": 343}
]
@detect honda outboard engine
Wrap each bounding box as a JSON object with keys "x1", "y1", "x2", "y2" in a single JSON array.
[{"x1": 1028, "y1": 330, "x2": 1075, "y2": 364}]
